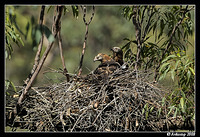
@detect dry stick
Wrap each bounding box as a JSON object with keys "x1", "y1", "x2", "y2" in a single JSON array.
[
  {"x1": 78, "y1": 6, "x2": 95, "y2": 76},
  {"x1": 14, "y1": 6, "x2": 64, "y2": 115},
  {"x1": 132, "y1": 6, "x2": 141, "y2": 79},
  {"x1": 92, "y1": 97, "x2": 120, "y2": 126},
  {"x1": 24, "y1": 6, "x2": 45, "y2": 86},
  {"x1": 154, "y1": 6, "x2": 190, "y2": 81},
  {"x1": 57, "y1": 27, "x2": 70, "y2": 82}
]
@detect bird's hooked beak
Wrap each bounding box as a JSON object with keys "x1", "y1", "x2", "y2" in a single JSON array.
[
  {"x1": 93, "y1": 56, "x2": 99, "y2": 62},
  {"x1": 93, "y1": 56, "x2": 98, "y2": 62},
  {"x1": 94, "y1": 54, "x2": 103, "y2": 62}
]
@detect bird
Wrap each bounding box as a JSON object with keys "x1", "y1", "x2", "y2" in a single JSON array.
[
  {"x1": 111, "y1": 47, "x2": 124, "y2": 66},
  {"x1": 93, "y1": 53, "x2": 120, "y2": 80},
  {"x1": 93, "y1": 53, "x2": 113, "y2": 63},
  {"x1": 111, "y1": 47, "x2": 128, "y2": 70}
]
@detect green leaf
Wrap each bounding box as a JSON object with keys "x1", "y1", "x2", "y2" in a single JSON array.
[
  {"x1": 180, "y1": 97, "x2": 184, "y2": 109},
  {"x1": 145, "y1": 111, "x2": 149, "y2": 120},
  {"x1": 144, "y1": 103, "x2": 148, "y2": 110},
  {"x1": 168, "y1": 106, "x2": 175, "y2": 116},
  {"x1": 158, "y1": 73, "x2": 164, "y2": 81},
  {"x1": 72, "y1": 6, "x2": 79, "y2": 19},
  {"x1": 35, "y1": 29, "x2": 42, "y2": 44},
  {"x1": 159, "y1": 62, "x2": 170, "y2": 73},
  {"x1": 189, "y1": 67, "x2": 195, "y2": 75},
  {"x1": 174, "y1": 60, "x2": 180, "y2": 70},
  {"x1": 161, "y1": 97, "x2": 166, "y2": 107},
  {"x1": 43, "y1": 25, "x2": 55, "y2": 43},
  {"x1": 25, "y1": 22, "x2": 30, "y2": 39},
  {"x1": 157, "y1": 108, "x2": 161, "y2": 118},
  {"x1": 173, "y1": 108, "x2": 177, "y2": 117},
  {"x1": 180, "y1": 90, "x2": 186, "y2": 99},
  {"x1": 177, "y1": 52, "x2": 180, "y2": 57},
  {"x1": 159, "y1": 64, "x2": 171, "y2": 81},
  {"x1": 180, "y1": 97, "x2": 185, "y2": 113},
  {"x1": 123, "y1": 38, "x2": 131, "y2": 41},
  {"x1": 6, "y1": 92, "x2": 11, "y2": 96},
  {"x1": 18, "y1": 36, "x2": 24, "y2": 47},
  {"x1": 10, "y1": 80, "x2": 17, "y2": 92},
  {"x1": 142, "y1": 108, "x2": 145, "y2": 115},
  {"x1": 63, "y1": 6, "x2": 69, "y2": 15},
  {"x1": 147, "y1": 42, "x2": 157, "y2": 47},
  {"x1": 33, "y1": 25, "x2": 42, "y2": 44},
  {"x1": 150, "y1": 106, "x2": 154, "y2": 113},
  {"x1": 152, "y1": 21, "x2": 157, "y2": 34},
  {"x1": 32, "y1": 24, "x2": 55, "y2": 45},
  {"x1": 158, "y1": 19, "x2": 165, "y2": 39},
  {"x1": 143, "y1": 36, "x2": 151, "y2": 43},
  {"x1": 186, "y1": 70, "x2": 191, "y2": 85},
  {"x1": 47, "y1": 6, "x2": 52, "y2": 13},
  {"x1": 162, "y1": 54, "x2": 177, "y2": 63},
  {"x1": 5, "y1": 80, "x2": 10, "y2": 90},
  {"x1": 5, "y1": 80, "x2": 16, "y2": 92},
  {"x1": 170, "y1": 69, "x2": 175, "y2": 81}
]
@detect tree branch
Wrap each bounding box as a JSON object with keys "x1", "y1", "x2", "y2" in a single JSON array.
[
  {"x1": 132, "y1": 6, "x2": 141, "y2": 71},
  {"x1": 78, "y1": 6, "x2": 95, "y2": 76},
  {"x1": 57, "y1": 22, "x2": 70, "y2": 82},
  {"x1": 24, "y1": 5, "x2": 45, "y2": 86},
  {"x1": 14, "y1": 6, "x2": 64, "y2": 116}
]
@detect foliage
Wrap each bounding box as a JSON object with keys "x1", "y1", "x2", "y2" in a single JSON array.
[
  {"x1": 121, "y1": 5, "x2": 194, "y2": 71},
  {"x1": 159, "y1": 53, "x2": 195, "y2": 120},
  {"x1": 5, "y1": 80, "x2": 17, "y2": 95},
  {"x1": 121, "y1": 5, "x2": 195, "y2": 121},
  {"x1": 5, "y1": 6, "x2": 24, "y2": 59},
  {"x1": 71, "y1": 6, "x2": 79, "y2": 19},
  {"x1": 31, "y1": 24, "x2": 55, "y2": 46}
]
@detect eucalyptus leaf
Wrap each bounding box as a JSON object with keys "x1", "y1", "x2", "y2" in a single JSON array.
[
  {"x1": 159, "y1": 62, "x2": 170, "y2": 73},
  {"x1": 161, "y1": 54, "x2": 177, "y2": 63},
  {"x1": 170, "y1": 69, "x2": 175, "y2": 81},
  {"x1": 43, "y1": 25, "x2": 55, "y2": 43},
  {"x1": 186, "y1": 70, "x2": 191, "y2": 85},
  {"x1": 189, "y1": 67, "x2": 195, "y2": 75}
]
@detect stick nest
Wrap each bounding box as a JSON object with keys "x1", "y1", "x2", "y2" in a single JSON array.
[{"x1": 6, "y1": 68, "x2": 185, "y2": 132}]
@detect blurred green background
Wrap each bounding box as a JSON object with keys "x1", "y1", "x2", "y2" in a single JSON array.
[{"x1": 5, "y1": 5, "x2": 194, "y2": 87}]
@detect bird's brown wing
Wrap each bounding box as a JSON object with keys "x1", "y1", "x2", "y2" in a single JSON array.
[
  {"x1": 96, "y1": 61, "x2": 119, "y2": 74},
  {"x1": 106, "y1": 61, "x2": 120, "y2": 74},
  {"x1": 94, "y1": 62, "x2": 107, "y2": 74}
]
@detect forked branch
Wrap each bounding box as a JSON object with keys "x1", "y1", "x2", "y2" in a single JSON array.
[
  {"x1": 78, "y1": 6, "x2": 95, "y2": 76},
  {"x1": 14, "y1": 6, "x2": 64, "y2": 116}
]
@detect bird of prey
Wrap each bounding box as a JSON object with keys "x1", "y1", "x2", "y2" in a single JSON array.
[
  {"x1": 93, "y1": 53, "x2": 120, "y2": 80},
  {"x1": 111, "y1": 47, "x2": 128, "y2": 70},
  {"x1": 111, "y1": 47, "x2": 124, "y2": 66}
]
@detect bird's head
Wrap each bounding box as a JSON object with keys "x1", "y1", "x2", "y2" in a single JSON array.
[
  {"x1": 94, "y1": 53, "x2": 112, "y2": 63},
  {"x1": 111, "y1": 47, "x2": 123, "y2": 54}
]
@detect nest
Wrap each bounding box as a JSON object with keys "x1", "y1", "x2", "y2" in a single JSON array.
[{"x1": 6, "y1": 68, "x2": 189, "y2": 132}]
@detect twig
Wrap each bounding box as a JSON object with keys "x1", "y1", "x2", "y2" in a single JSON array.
[
  {"x1": 31, "y1": 87, "x2": 50, "y2": 104},
  {"x1": 92, "y1": 97, "x2": 120, "y2": 125},
  {"x1": 132, "y1": 6, "x2": 141, "y2": 72},
  {"x1": 70, "y1": 105, "x2": 91, "y2": 131},
  {"x1": 78, "y1": 6, "x2": 95, "y2": 76},
  {"x1": 24, "y1": 6, "x2": 45, "y2": 86},
  {"x1": 57, "y1": 23, "x2": 70, "y2": 82}
]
